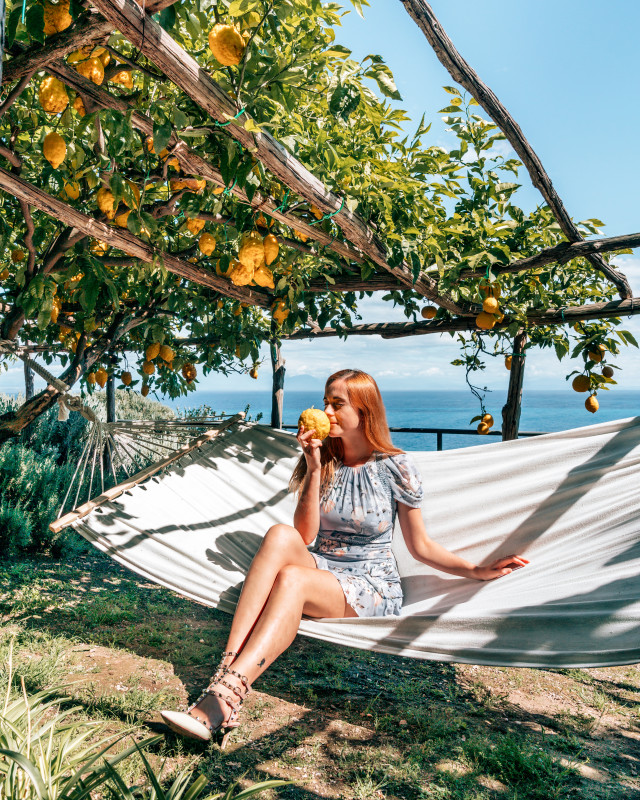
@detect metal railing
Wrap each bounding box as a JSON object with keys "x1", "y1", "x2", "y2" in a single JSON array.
[{"x1": 281, "y1": 425, "x2": 545, "y2": 451}]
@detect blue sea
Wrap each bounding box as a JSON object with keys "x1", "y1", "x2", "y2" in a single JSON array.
[{"x1": 167, "y1": 389, "x2": 640, "y2": 451}]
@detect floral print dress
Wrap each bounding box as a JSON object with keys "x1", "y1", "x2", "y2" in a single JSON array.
[{"x1": 308, "y1": 452, "x2": 424, "y2": 617}]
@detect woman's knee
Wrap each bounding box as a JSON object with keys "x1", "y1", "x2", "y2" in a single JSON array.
[
  {"x1": 273, "y1": 563, "x2": 306, "y2": 590},
  {"x1": 261, "y1": 524, "x2": 301, "y2": 550}
]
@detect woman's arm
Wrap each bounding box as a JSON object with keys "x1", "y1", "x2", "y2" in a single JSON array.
[
  {"x1": 293, "y1": 428, "x2": 322, "y2": 545},
  {"x1": 397, "y1": 504, "x2": 528, "y2": 581}
]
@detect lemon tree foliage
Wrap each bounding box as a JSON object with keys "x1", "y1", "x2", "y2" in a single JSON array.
[{"x1": 0, "y1": 0, "x2": 635, "y2": 423}]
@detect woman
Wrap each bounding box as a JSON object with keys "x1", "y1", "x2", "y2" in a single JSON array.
[{"x1": 161, "y1": 369, "x2": 528, "y2": 744}]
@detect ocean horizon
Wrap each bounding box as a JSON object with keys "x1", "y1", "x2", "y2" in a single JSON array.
[{"x1": 166, "y1": 388, "x2": 640, "y2": 451}]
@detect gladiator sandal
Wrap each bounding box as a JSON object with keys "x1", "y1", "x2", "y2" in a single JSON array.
[
  {"x1": 160, "y1": 651, "x2": 241, "y2": 744},
  {"x1": 188, "y1": 668, "x2": 251, "y2": 748}
]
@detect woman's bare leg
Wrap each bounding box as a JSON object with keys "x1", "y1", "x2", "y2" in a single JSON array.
[
  {"x1": 223, "y1": 524, "x2": 317, "y2": 655},
  {"x1": 192, "y1": 564, "x2": 356, "y2": 730}
]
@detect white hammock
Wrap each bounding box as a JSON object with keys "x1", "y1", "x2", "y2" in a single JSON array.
[{"x1": 57, "y1": 417, "x2": 640, "y2": 668}]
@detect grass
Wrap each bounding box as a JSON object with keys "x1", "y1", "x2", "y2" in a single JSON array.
[{"x1": 1, "y1": 551, "x2": 639, "y2": 800}]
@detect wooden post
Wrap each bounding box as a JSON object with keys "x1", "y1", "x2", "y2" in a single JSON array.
[
  {"x1": 502, "y1": 330, "x2": 527, "y2": 441},
  {"x1": 23, "y1": 361, "x2": 34, "y2": 400},
  {"x1": 0, "y1": 0, "x2": 5, "y2": 87},
  {"x1": 106, "y1": 372, "x2": 116, "y2": 423},
  {"x1": 270, "y1": 342, "x2": 285, "y2": 429},
  {"x1": 104, "y1": 371, "x2": 116, "y2": 475}
]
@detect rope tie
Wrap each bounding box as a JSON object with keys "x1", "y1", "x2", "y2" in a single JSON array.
[
  {"x1": 308, "y1": 197, "x2": 345, "y2": 225},
  {"x1": 213, "y1": 108, "x2": 247, "y2": 128}
]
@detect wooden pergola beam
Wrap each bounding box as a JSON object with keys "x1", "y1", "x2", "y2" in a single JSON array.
[
  {"x1": 89, "y1": 0, "x2": 470, "y2": 315},
  {"x1": 398, "y1": 0, "x2": 633, "y2": 300},
  {"x1": 461, "y1": 230, "x2": 640, "y2": 278},
  {"x1": 0, "y1": 166, "x2": 271, "y2": 306},
  {"x1": 285, "y1": 296, "x2": 640, "y2": 339}
]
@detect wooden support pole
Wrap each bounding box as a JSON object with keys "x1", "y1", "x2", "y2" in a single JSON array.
[
  {"x1": 104, "y1": 371, "x2": 116, "y2": 475},
  {"x1": 398, "y1": 0, "x2": 632, "y2": 300},
  {"x1": 270, "y1": 341, "x2": 285, "y2": 429},
  {"x1": 502, "y1": 330, "x2": 527, "y2": 441},
  {"x1": 24, "y1": 361, "x2": 34, "y2": 400}
]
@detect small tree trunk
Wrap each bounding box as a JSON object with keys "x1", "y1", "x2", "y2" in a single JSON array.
[
  {"x1": 502, "y1": 330, "x2": 527, "y2": 441},
  {"x1": 104, "y1": 372, "x2": 116, "y2": 475},
  {"x1": 270, "y1": 342, "x2": 285, "y2": 429},
  {"x1": 24, "y1": 361, "x2": 35, "y2": 400}
]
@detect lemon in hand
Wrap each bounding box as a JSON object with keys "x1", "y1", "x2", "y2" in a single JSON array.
[{"x1": 298, "y1": 408, "x2": 331, "y2": 440}]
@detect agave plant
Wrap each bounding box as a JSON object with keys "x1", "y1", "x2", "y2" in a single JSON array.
[
  {"x1": 103, "y1": 744, "x2": 289, "y2": 800},
  {"x1": 0, "y1": 640, "x2": 162, "y2": 799},
  {"x1": 0, "y1": 641, "x2": 289, "y2": 800}
]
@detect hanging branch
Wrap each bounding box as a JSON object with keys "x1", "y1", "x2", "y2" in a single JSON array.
[
  {"x1": 0, "y1": 72, "x2": 35, "y2": 119},
  {"x1": 397, "y1": 0, "x2": 632, "y2": 300},
  {"x1": 88, "y1": 0, "x2": 471, "y2": 315}
]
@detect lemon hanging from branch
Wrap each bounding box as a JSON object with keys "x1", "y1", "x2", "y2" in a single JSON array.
[
  {"x1": 208, "y1": 24, "x2": 245, "y2": 66},
  {"x1": 39, "y1": 76, "x2": 69, "y2": 114},
  {"x1": 43, "y1": 0, "x2": 72, "y2": 35},
  {"x1": 43, "y1": 132, "x2": 66, "y2": 169}
]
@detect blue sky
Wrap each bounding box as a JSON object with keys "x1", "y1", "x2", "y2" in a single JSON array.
[{"x1": 2, "y1": 0, "x2": 639, "y2": 397}]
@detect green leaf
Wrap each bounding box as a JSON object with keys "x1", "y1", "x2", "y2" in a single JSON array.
[
  {"x1": 110, "y1": 173, "x2": 125, "y2": 206},
  {"x1": 153, "y1": 121, "x2": 172, "y2": 156},
  {"x1": 366, "y1": 64, "x2": 402, "y2": 100},
  {"x1": 158, "y1": 4, "x2": 176, "y2": 31},
  {"x1": 0, "y1": 750, "x2": 49, "y2": 799},
  {"x1": 324, "y1": 45, "x2": 352, "y2": 59},
  {"x1": 25, "y1": 4, "x2": 45, "y2": 43}
]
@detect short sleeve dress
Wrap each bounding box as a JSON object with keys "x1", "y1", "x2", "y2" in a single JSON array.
[{"x1": 308, "y1": 452, "x2": 424, "y2": 617}]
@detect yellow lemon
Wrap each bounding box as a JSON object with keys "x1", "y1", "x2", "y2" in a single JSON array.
[
  {"x1": 181, "y1": 362, "x2": 197, "y2": 382},
  {"x1": 43, "y1": 131, "x2": 66, "y2": 168},
  {"x1": 96, "y1": 187, "x2": 116, "y2": 219},
  {"x1": 11, "y1": 249, "x2": 25, "y2": 263},
  {"x1": 238, "y1": 231, "x2": 265, "y2": 270},
  {"x1": 602, "y1": 366, "x2": 614, "y2": 379},
  {"x1": 64, "y1": 181, "x2": 80, "y2": 199},
  {"x1": 121, "y1": 371, "x2": 132, "y2": 386},
  {"x1": 208, "y1": 24, "x2": 245, "y2": 66},
  {"x1": 475, "y1": 311, "x2": 495, "y2": 330},
  {"x1": 141, "y1": 384, "x2": 150, "y2": 397},
  {"x1": 73, "y1": 96, "x2": 85, "y2": 116},
  {"x1": 186, "y1": 217, "x2": 206, "y2": 235},
  {"x1": 111, "y1": 70, "x2": 134, "y2": 89},
  {"x1": 421, "y1": 306, "x2": 437, "y2": 320},
  {"x1": 272, "y1": 299, "x2": 289, "y2": 325},
  {"x1": 199, "y1": 232, "x2": 216, "y2": 256},
  {"x1": 43, "y1": 0, "x2": 72, "y2": 35},
  {"x1": 482, "y1": 296, "x2": 500, "y2": 314},
  {"x1": 482, "y1": 413, "x2": 494, "y2": 427},
  {"x1": 263, "y1": 233, "x2": 279, "y2": 266},
  {"x1": 142, "y1": 360, "x2": 155, "y2": 375},
  {"x1": 585, "y1": 395, "x2": 599, "y2": 414},
  {"x1": 252, "y1": 263, "x2": 274, "y2": 289},
  {"x1": 145, "y1": 343, "x2": 161, "y2": 361},
  {"x1": 477, "y1": 422, "x2": 490, "y2": 435},
  {"x1": 505, "y1": 355, "x2": 512, "y2": 371},
  {"x1": 76, "y1": 57, "x2": 104, "y2": 85},
  {"x1": 229, "y1": 260, "x2": 255, "y2": 286},
  {"x1": 298, "y1": 408, "x2": 331, "y2": 440},
  {"x1": 572, "y1": 375, "x2": 590, "y2": 393},
  {"x1": 39, "y1": 76, "x2": 69, "y2": 114},
  {"x1": 114, "y1": 209, "x2": 130, "y2": 228},
  {"x1": 159, "y1": 344, "x2": 174, "y2": 363},
  {"x1": 95, "y1": 367, "x2": 108, "y2": 388}
]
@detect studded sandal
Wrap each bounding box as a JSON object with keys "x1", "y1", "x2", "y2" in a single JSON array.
[{"x1": 160, "y1": 665, "x2": 251, "y2": 748}]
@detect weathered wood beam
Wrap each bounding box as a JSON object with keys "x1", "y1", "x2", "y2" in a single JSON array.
[
  {"x1": 285, "y1": 296, "x2": 640, "y2": 339},
  {"x1": 89, "y1": 0, "x2": 469, "y2": 315},
  {"x1": 270, "y1": 341, "x2": 285, "y2": 429},
  {"x1": 398, "y1": 0, "x2": 632, "y2": 300},
  {"x1": 461, "y1": 231, "x2": 640, "y2": 279},
  {"x1": 501, "y1": 329, "x2": 527, "y2": 441},
  {"x1": 0, "y1": 166, "x2": 271, "y2": 307},
  {"x1": 2, "y1": 0, "x2": 179, "y2": 85}
]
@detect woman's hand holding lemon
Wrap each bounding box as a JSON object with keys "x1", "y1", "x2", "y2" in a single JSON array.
[{"x1": 297, "y1": 408, "x2": 330, "y2": 473}]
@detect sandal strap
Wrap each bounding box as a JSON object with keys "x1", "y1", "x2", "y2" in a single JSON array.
[{"x1": 225, "y1": 668, "x2": 251, "y2": 693}]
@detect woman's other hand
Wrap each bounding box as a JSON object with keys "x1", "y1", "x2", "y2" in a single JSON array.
[
  {"x1": 297, "y1": 426, "x2": 322, "y2": 473},
  {"x1": 472, "y1": 555, "x2": 529, "y2": 581}
]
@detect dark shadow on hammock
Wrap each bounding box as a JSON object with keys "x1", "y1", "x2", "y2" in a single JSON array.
[
  {"x1": 368, "y1": 419, "x2": 640, "y2": 664},
  {"x1": 83, "y1": 488, "x2": 291, "y2": 550},
  {"x1": 205, "y1": 530, "x2": 263, "y2": 573}
]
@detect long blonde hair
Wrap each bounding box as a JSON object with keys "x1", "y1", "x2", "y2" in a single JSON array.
[{"x1": 289, "y1": 369, "x2": 403, "y2": 496}]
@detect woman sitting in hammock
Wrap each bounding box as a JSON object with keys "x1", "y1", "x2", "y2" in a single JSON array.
[{"x1": 161, "y1": 369, "x2": 528, "y2": 744}]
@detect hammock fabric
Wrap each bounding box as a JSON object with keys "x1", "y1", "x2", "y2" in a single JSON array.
[{"x1": 70, "y1": 417, "x2": 640, "y2": 668}]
